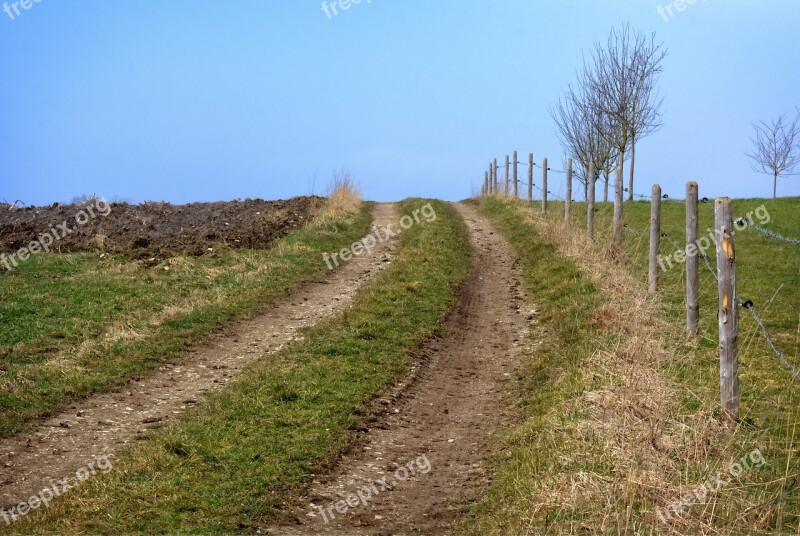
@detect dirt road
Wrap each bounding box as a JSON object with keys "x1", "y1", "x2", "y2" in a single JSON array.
[
  {"x1": 0, "y1": 204, "x2": 398, "y2": 510},
  {"x1": 268, "y1": 203, "x2": 530, "y2": 535}
]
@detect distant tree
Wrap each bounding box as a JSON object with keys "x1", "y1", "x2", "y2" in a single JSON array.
[
  {"x1": 582, "y1": 24, "x2": 666, "y2": 201},
  {"x1": 550, "y1": 83, "x2": 618, "y2": 200},
  {"x1": 746, "y1": 113, "x2": 800, "y2": 199}
]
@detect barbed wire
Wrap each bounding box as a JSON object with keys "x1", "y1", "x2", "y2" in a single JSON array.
[
  {"x1": 739, "y1": 298, "x2": 800, "y2": 381},
  {"x1": 742, "y1": 222, "x2": 800, "y2": 245},
  {"x1": 660, "y1": 231, "x2": 682, "y2": 252},
  {"x1": 698, "y1": 250, "x2": 717, "y2": 279},
  {"x1": 630, "y1": 190, "x2": 684, "y2": 202},
  {"x1": 530, "y1": 183, "x2": 566, "y2": 201},
  {"x1": 482, "y1": 165, "x2": 798, "y2": 384},
  {"x1": 660, "y1": 231, "x2": 793, "y2": 377},
  {"x1": 659, "y1": 231, "x2": 717, "y2": 279},
  {"x1": 623, "y1": 223, "x2": 643, "y2": 237}
]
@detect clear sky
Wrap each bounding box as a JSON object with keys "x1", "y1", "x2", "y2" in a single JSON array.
[{"x1": 1, "y1": 0, "x2": 799, "y2": 205}]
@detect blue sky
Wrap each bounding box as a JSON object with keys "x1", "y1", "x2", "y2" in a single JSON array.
[{"x1": 1, "y1": 0, "x2": 799, "y2": 204}]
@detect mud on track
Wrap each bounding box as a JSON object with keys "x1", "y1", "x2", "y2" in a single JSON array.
[
  {"x1": 268, "y1": 203, "x2": 532, "y2": 535},
  {"x1": 0, "y1": 204, "x2": 398, "y2": 513},
  {"x1": 0, "y1": 197, "x2": 322, "y2": 259}
]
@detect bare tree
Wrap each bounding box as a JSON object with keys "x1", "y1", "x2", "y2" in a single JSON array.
[
  {"x1": 746, "y1": 113, "x2": 800, "y2": 199},
  {"x1": 582, "y1": 24, "x2": 666, "y2": 200},
  {"x1": 550, "y1": 84, "x2": 617, "y2": 200}
]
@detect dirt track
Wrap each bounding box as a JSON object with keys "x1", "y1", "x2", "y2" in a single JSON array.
[
  {"x1": 0, "y1": 204, "x2": 398, "y2": 512},
  {"x1": 268, "y1": 203, "x2": 530, "y2": 535}
]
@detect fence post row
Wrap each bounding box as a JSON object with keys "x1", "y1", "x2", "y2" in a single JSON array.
[
  {"x1": 587, "y1": 163, "x2": 595, "y2": 241},
  {"x1": 542, "y1": 157, "x2": 548, "y2": 213},
  {"x1": 476, "y1": 155, "x2": 754, "y2": 429},
  {"x1": 565, "y1": 158, "x2": 572, "y2": 222},
  {"x1": 648, "y1": 184, "x2": 661, "y2": 293},
  {"x1": 612, "y1": 165, "x2": 624, "y2": 247},
  {"x1": 715, "y1": 197, "x2": 739, "y2": 423},
  {"x1": 686, "y1": 182, "x2": 700, "y2": 337}
]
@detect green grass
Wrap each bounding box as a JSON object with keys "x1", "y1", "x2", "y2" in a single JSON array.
[
  {"x1": 9, "y1": 199, "x2": 472, "y2": 535},
  {"x1": 460, "y1": 197, "x2": 605, "y2": 535},
  {"x1": 569, "y1": 196, "x2": 800, "y2": 437},
  {"x1": 0, "y1": 204, "x2": 373, "y2": 438},
  {"x1": 464, "y1": 195, "x2": 800, "y2": 535}
]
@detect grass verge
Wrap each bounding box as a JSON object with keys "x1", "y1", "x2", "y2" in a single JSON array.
[
  {"x1": 0, "y1": 196, "x2": 370, "y2": 438},
  {"x1": 8, "y1": 199, "x2": 472, "y2": 534},
  {"x1": 463, "y1": 196, "x2": 798, "y2": 535}
]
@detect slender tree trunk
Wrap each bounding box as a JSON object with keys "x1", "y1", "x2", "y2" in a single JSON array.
[
  {"x1": 628, "y1": 140, "x2": 636, "y2": 201},
  {"x1": 618, "y1": 146, "x2": 626, "y2": 201},
  {"x1": 774, "y1": 172, "x2": 778, "y2": 199},
  {"x1": 604, "y1": 169, "x2": 610, "y2": 202}
]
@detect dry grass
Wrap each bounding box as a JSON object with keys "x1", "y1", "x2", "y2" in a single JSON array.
[
  {"x1": 312, "y1": 169, "x2": 363, "y2": 225},
  {"x1": 516, "y1": 204, "x2": 784, "y2": 534},
  {"x1": 471, "y1": 198, "x2": 796, "y2": 535}
]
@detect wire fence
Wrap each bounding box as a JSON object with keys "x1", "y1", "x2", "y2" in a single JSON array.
[
  {"x1": 481, "y1": 153, "x2": 798, "y2": 394},
  {"x1": 603, "y1": 189, "x2": 797, "y2": 384}
]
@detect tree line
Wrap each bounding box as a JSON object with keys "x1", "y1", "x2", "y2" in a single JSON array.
[{"x1": 551, "y1": 24, "x2": 798, "y2": 200}]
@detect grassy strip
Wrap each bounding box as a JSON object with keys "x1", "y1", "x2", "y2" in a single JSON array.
[
  {"x1": 0, "y1": 202, "x2": 373, "y2": 437},
  {"x1": 460, "y1": 197, "x2": 601, "y2": 534},
  {"x1": 10, "y1": 199, "x2": 472, "y2": 535},
  {"x1": 566, "y1": 196, "x2": 800, "y2": 533},
  {"x1": 465, "y1": 196, "x2": 799, "y2": 534}
]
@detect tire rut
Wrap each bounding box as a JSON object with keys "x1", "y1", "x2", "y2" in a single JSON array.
[
  {"x1": 268, "y1": 202, "x2": 531, "y2": 536},
  {"x1": 0, "y1": 203, "x2": 399, "y2": 511}
]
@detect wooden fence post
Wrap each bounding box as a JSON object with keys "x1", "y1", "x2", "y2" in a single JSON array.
[
  {"x1": 513, "y1": 150, "x2": 518, "y2": 199},
  {"x1": 504, "y1": 155, "x2": 510, "y2": 197},
  {"x1": 484, "y1": 171, "x2": 489, "y2": 197},
  {"x1": 542, "y1": 157, "x2": 548, "y2": 213},
  {"x1": 612, "y1": 165, "x2": 624, "y2": 247},
  {"x1": 527, "y1": 153, "x2": 533, "y2": 202},
  {"x1": 565, "y1": 158, "x2": 573, "y2": 222},
  {"x1": 587, "y1": 163, "x2": 595, "y2": 241},
  {"x1": 715, "y1": 197, "x2": 739, "y2": 422},
  {"x1": 686, "y1": 182, "x2": 700, "y2": 337},
  {"x1": 492, "y1": 158, "x2": 498, "y2": 196},
  {"x1": 648, "y1": 184, "x2": 661, "y2": 293}
]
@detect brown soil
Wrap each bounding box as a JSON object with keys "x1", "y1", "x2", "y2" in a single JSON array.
[
  {"x1": 0, "y1": 204, "x2": 398, "y2": 512},
  {"x1": 266, "y1": 203, "x2": 531, "y2": 535},
  {"x1": 0, "y1": 197, "x2": 322, "y2": 259}
]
